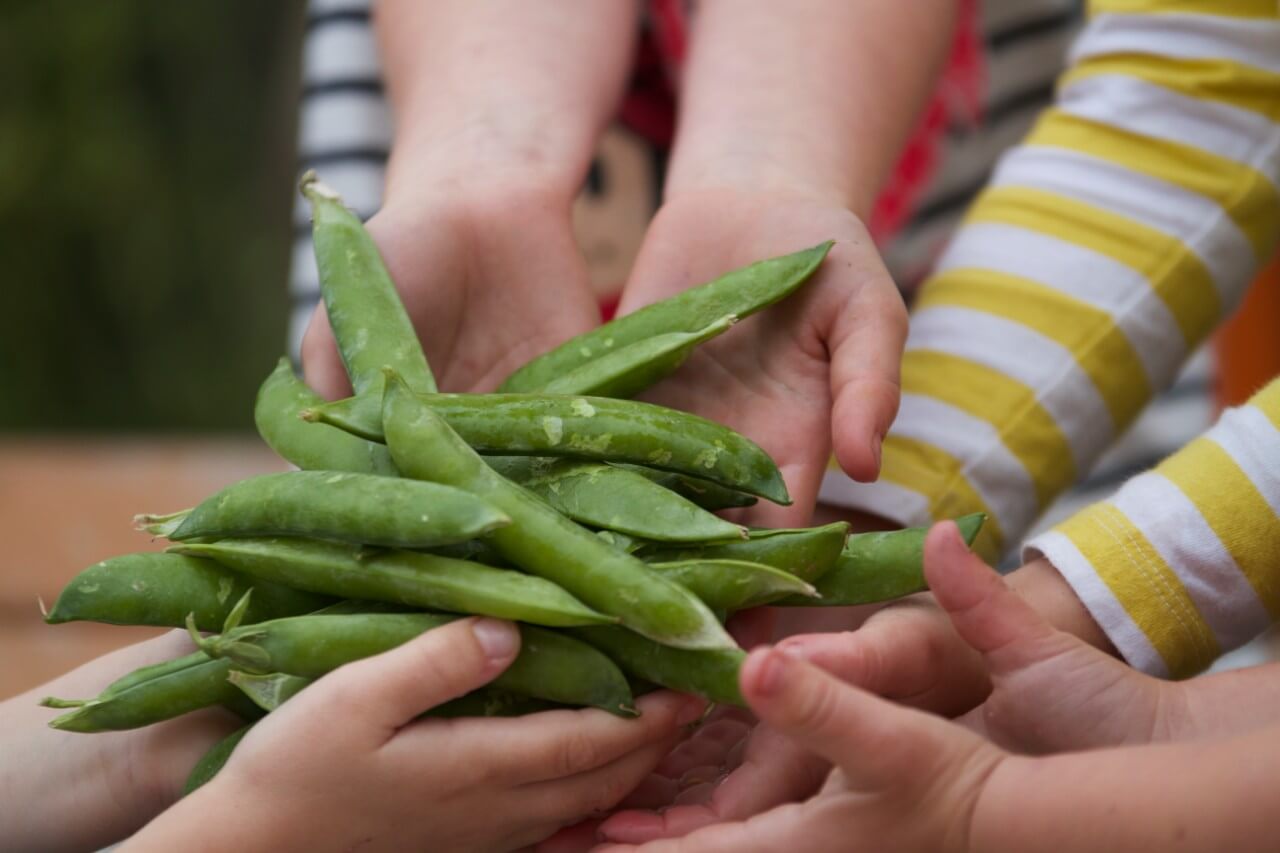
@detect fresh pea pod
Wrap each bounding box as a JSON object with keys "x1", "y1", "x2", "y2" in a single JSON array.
[
  {"x1": 139, "y1": 471, "x2": 509, "y2": 550},
  {"x1": 228, "y1": 671, "x2": 312, "y2": 712},
  {"x1": 254, "y1": 357, "x2": 396, "y2": 476},
  {"x1": 649, "y1": 559, "x2": 817, "y2": 613},
  {"x1": 774, "y1": 514, "x2": 987, "y2": 606},
  {"x1": 40, "y1": 650, "x2": 211, "y2": 712},
  {"x1": 311, "y1": 390, "x2": 789, "y2": 504},
  {"x1": 47, "y1": 656, "x2": 252, "y2": 733},
  {"x1": 487, "y1": 457, "x2": 746, "y2": 543},
  {"x1": 572, "y1": 627, "x2": 745, "y2": 707},
  {"x1": 381, "y1": 373, "x2": 734, "y2": 651},
  {"x1": 201, "y1": 613, "x2": 637, "y2": 716},
  {"x1": 638, "y1": 522, "x2": 849, "y2": 583},
  {"x1": 171, "y1": 537, "x2": 614, "y2": 628},
  {"x1": 501, "y1": 241, "x2": 832, "y2": 393},
  {"x1": 300, "y1": 172, "x2": 435, "y2": 396},
  {"x1": 618, "y1": 466, "x2": 758, "y2": 511},
  {"x1": 429, "y1": 689, "x2": 560, "y2": 719},
  {"x1": 184, "y1": 724, "x2": 252, "y2": 795},
  {"x1": 539, "y1": 315, "x2": 737, "y2": 398},
  {"x1": 44, "y1": 553, "x2": 332, "y2": 632}
]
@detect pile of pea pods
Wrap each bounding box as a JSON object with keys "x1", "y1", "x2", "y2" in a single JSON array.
[{"x1": 40, "y1": 172, "x2": 985, "y2": 794}]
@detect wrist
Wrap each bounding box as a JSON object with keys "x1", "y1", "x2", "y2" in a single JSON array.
[
  {"x1": 663, "y1": 160, "x2": 872, "y2": 220},
  {"x1": 967, "y1": 755, "x2": 1036, "y2": 853},
  {"x1": 1006, "y1": 557, "x2": 1116, "y2": 656}
]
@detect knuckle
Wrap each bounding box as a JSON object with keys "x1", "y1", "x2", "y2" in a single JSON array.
[
  {"x1": 553, "y1": 730, "x2": 603, "y2": 777},
  {"x1": 790, "y1": 675, "x2": 845, "y2": 736}
]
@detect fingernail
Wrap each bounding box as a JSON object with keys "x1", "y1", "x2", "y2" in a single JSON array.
[
  {"x1": 752, "y1": 648, "x2": 791, "y2": 697},
  {"x1": 676, "y1": 696, "x2": 708, "y2": 726},
  {"x1": 472, "y1": 618, "x2": 518, "y2": 661}
]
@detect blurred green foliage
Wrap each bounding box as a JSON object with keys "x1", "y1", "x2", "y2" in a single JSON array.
[{"x1": 0, "y1": 0, "x2": 304, "y2": 430}]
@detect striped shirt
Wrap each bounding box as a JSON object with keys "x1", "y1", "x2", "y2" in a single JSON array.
[{"x1": 828, "y1": 0, "x2": 1280, "y2": 676}]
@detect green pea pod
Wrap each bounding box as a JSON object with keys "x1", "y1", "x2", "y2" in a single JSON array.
[
  {"x1": 310, "y1": 390, "x2": 790, "y2": 505},
  {"x1": 571, "y1": 626, "x2": 745, "y2": 707},
  {"x1": 649, "y1": 559, "x2": 817, "y2": 613},
  {"x1": 228, "y1": 671, "x2": 312, "y2": 712},
  {"x1": 254, "y1": 357, "x2": 397, "y2": 476},
  {"x1": 171, "y1": 537, "x2": 614, "y2": 628},
  {"x1": 487, "y1": 457, "x2": 746, "y2": 543},
  {"x1": 44, "y1": 553, "x2": 332, "y2": 631},
  {"x1": 48, "y1": 656, "x2": 249, "y2": 733},
  {"x1": 38, "y1": 650, "x2": 212, "y2": 713},
  {"x1": 300, "y1": 172, "x2": 436, "y2": 396},
  {"x1": 184, "y1": 724, "x2": 252, "y2": 795},
  {"x1": 638, "y1": 522, "x2": 849, "y2": 583},
  {"x1": 539, "y1": 315, "x2": 737, "y2": 398},
  {"x1": 501, "y1": 241, "x2": 833, "y2": 393},
  {"x1": 617, "y1": 466, "x2": 758, "y2": 511},
  {"x1": 139, "y1": 471, "x2": 509, "y2": 549},
  {"x1": 381, "y1": 373, "x2": 734, "y2": 651},
  {"x1": 428, "y1": 689, "x2": 559, "y2": 719},
  {"x1": 774, "y1": 514, "x2": 987, "y2": 606},
  {"x1": 202, "y1": 613, "x2": 637, "y2": 716}
]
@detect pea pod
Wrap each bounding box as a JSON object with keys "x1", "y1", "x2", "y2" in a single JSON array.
[
  {"x1": 429, "y1": 689, "x2": 559, "y2": 719},
  {"x1": 638, "y1": 522, "x2": 849, "y2": 583},
  {"x1": 619, "y1": 466, "x2": 758, "y2": 510},
  {"x1": 501, "y1": 241, "x2": 833, "y2": 393},
  {"x1": 539, "y1": 315, "x2": 737, "y2": 398},
  {"x1": 201, "y1": 612, "x2": 637, "y2": 716},
  {"x1": 300, "y1": 172, "x2": 436, "y2": 395},
  {"x1": 308, "y1": 390, "x2": 790, "y2": 505},
  {"x1": 40, "y1": 650, "x2": 210, "y2": 712},
  {"x1": 171, "y1": 537, "x2": 614, "y2": 628},
  {"x1": 774, "y1": 514, "x2": 987, "y2": 606},
  {"x1": 649, "y1": 559, "x2": 817, "y2": 613},
  {"x1": 139, "y1": 471, "x2": 509, "y2": 549},
  {"x1": 44, "y1": 553, "x2": 332, "y2": 632},
  {"x1": 184, "y1": 724, "x2": 252, "y2": 795},
  {"x1": 487, "y1": 457, "x2": 746, "y2": 543},
  {"x1": 228, "y1": 671, "x2": 312, "y2": 712},
  {"x1": 254, "y1": 356, "x2": 396, "y2": 476},
  {"x1": 572, "y1": 627, "x2": 745, "y2": 707},
  {"x1": 381, "y1": 373, "x2": 734, "y2": 651}
]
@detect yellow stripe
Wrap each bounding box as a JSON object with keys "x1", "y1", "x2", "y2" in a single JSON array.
[
  {"x1": 1089, "y1": 0, "x2": 1279, "y2": 18},
  {"x1": 1061, "y1": 56, "x2": 1280, "y2": 122},
  {"x1": 1058, "y1": 502, "x2": 1220, "y2": 676},
  {"x1": 1029, "y1": 110, "x2": 1280, "y2": 263},
  {"x1": 902, "y1": 350, "x2": 1075, "y2": 509},
  {"x1": 1247, "y1": 377, "x2": 1280, "y2": 432},
  {"x1": 965, "y1": 186, "x2": 1221, "y2": 346},
  {"x1": 915, "y1": 268, "x2": 1152, "y2": 430},
  {"x1": 879, "y1": 434, "x2": 1004, "y2": 560},
  {"x1": 1157, "y1": 437, "x2": 1280, "y2": 619}
]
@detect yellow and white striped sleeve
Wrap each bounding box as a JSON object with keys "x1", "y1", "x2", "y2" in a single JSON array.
[
  {"x1": 1028, "y1": 380, "x2": 1280, "y2": 677},
  {"x1": 821, "y1": 0, "x2": 1280, "y2": 563}
]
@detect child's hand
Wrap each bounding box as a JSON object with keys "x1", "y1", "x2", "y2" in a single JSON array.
[
  {"x1": 1, "y1": 630, "x2": 241, "y2": 853},
  {"x1": 618, "y1": 188, "x2": 908, "y2": 527},
  {"x1": 124, "y1": 618, "x2": 705, "y2": 853}
]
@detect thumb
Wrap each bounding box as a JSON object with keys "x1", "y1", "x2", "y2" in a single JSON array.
[
  {"x1": 923, "y1": 522, "x2": 1067, "y2": 677},
  {"x1": 301, "y1": 617, "x2": 520, "y2": 730},
  {"x1": 739, "y1": 645, "x2": 965, "y2": 790}
]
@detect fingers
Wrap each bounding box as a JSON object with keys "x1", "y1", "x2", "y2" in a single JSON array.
[
  {"x1": 739, "y1": 645, "x2": 963, "y2": 790},
  {"x1": 923, "y1": 522, "x2": 1067, "y2": 676},
  {"x1": 828, "y1": 258, "x2": 907, "y2": 483},
  {"x1": 299, "y1": 303, "x2": 353, "y2": 400},
  {"x1": 600, "y1": 802, "x2": 817, "y2": 853},
  {"x1": 299, "y1": 617, "x2": 520, "y2": 733}
]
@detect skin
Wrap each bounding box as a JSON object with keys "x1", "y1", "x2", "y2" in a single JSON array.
[
  {"x1": 599, "y1": 524, "x2": 1280, "y2": 853},
  {"x1": 124, "y1": 619, "x2": 706, "y2": 852}
]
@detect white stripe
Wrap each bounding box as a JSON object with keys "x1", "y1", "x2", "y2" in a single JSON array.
[
  {"x1": 907, "y1": 305, "x2": 1114, "y2": 469},
  {"x1": 309, "y1": 0, "x2": 369, "y2": 15},
  {"x1": 291, "y1": 161, "x2": 386, "y2": 227},
  {"x1": 1073, "y1": 12, "x2": 1280, "y2": 76},
  {"x1": 1207, "y1": 404, "x2": 1280, "y2": 518},
  {"x1": 1026, "y1": 529, "x2": 1170, "y2": 677},
  {"x1": 935, "y1": 222, "x2": 1185, "y2": 387},
  {"x1": 1111, "y1": 471, "x2": 1271, "y2": 651},
  {"x1": 1060, "y1": 72, "x2": 1280, "y2": 173},
  {"x1": 299, "y1": 92, "x2": 393, "y2": 155},
  {"x1": 817, "y1": 472, "x2": 932, "y2": 529},
  {"x1": 303, "y1": 19, "x2": 383, "y2": 84},
  {"x1": 288, "y1": 302, "x2": 317, "y2": 364},
  {"x1": 890, "y1": 393, "x2": 1038, "y2": 540},
  {"x1": 991, "y1": 146, "x2": 1258, "y2": 307}
]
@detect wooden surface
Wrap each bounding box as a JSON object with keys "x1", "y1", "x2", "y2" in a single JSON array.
[{"x1": 0, "y1": 436, "x2": 287, "y2": 699}]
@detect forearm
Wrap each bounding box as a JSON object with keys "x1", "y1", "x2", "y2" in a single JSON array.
[
  {"x1": 665, "y1": 0, "x2": 955, "y2": 217},
  {"x1": 974, "y1": 724, "x2": 1280, "y2": 852},
  {"x1": 374, "y1": 0, "x2": 639, "y2": 204}
]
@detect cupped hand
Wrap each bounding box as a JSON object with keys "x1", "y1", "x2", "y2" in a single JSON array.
[
  {"x1": 617, "y1": 188, "x2": 908, "y2": 527},
  {"x1": 301, "y1": 185, "x2": 603, "y2": 398}
]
